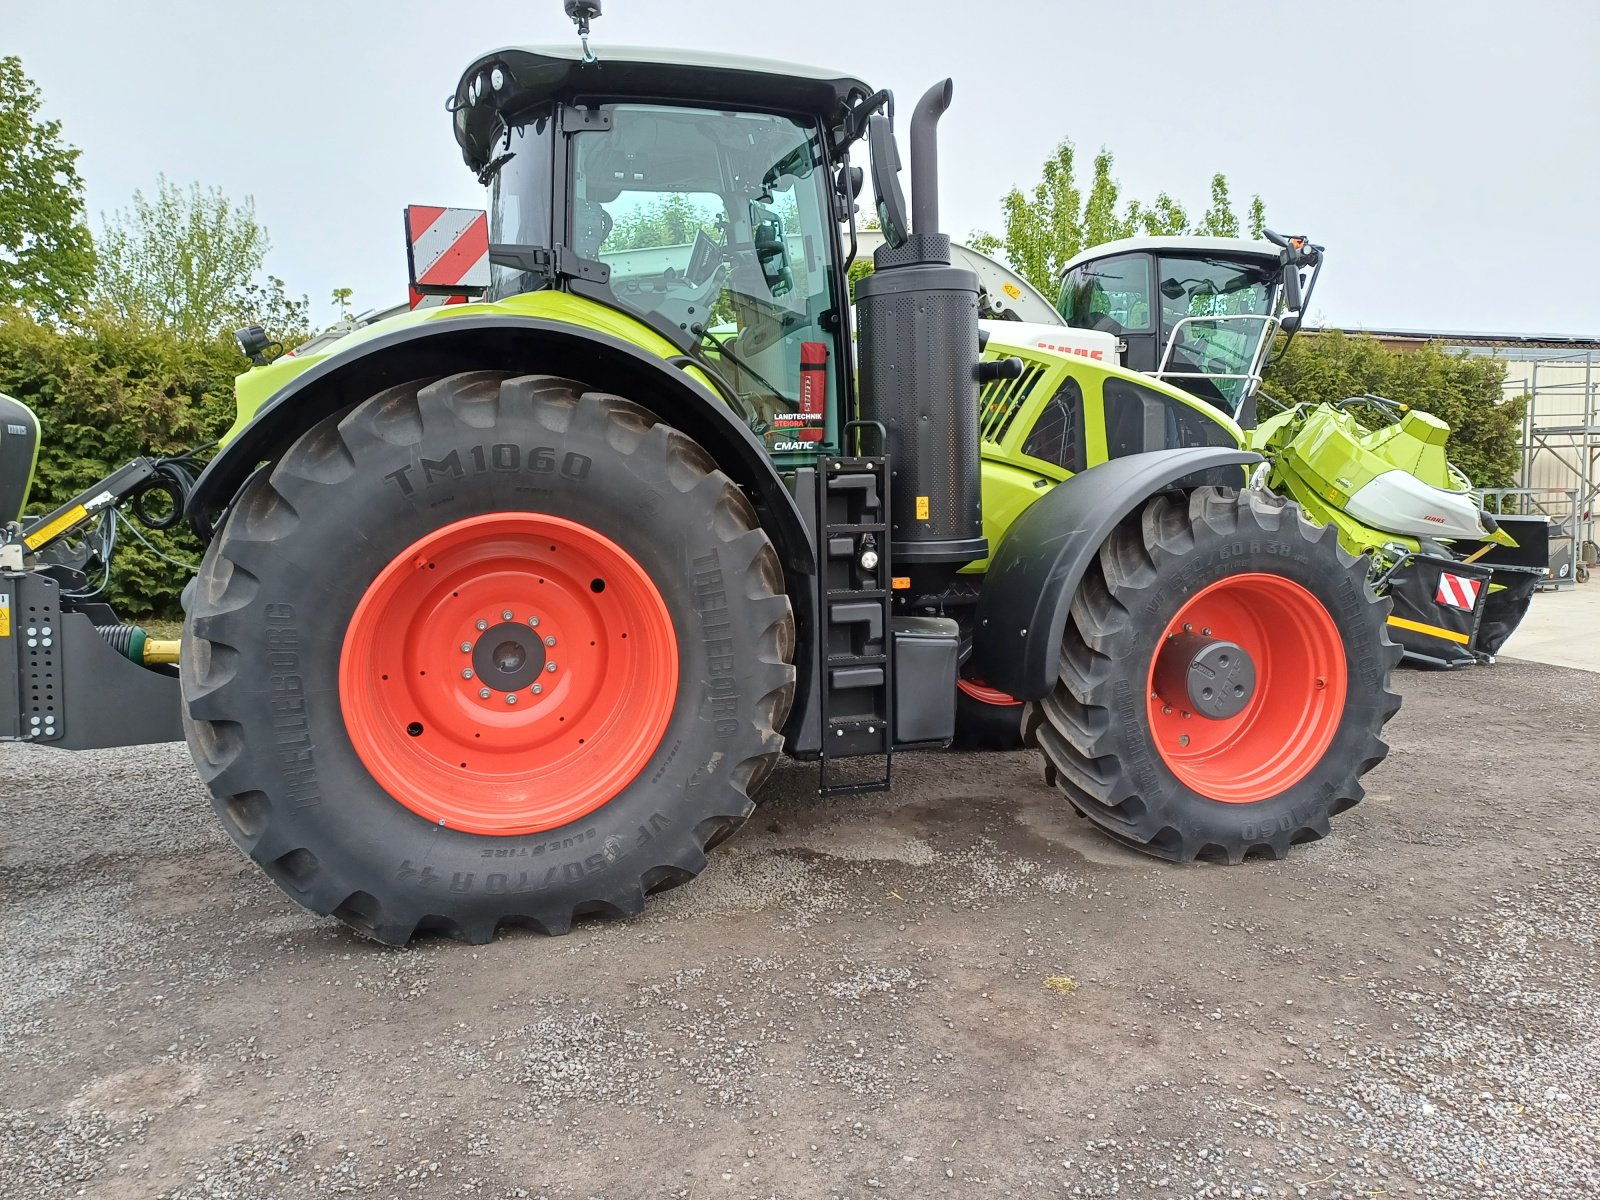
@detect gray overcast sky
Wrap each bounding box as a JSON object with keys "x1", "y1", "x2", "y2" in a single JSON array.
[{"x1": 5, "y1": 0, "x2": 1597, "y2": 335}]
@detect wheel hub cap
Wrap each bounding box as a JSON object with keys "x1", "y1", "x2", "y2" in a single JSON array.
[
  {"x1": 1153, "y1": 632, "x2": 1256, "y2": 720},
  {"x1": 470, "y1": 622, "x2": 547, "y2": 693}
]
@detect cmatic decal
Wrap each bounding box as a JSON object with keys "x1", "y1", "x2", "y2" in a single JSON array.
[{"x1": 1435, "y1": 572, "x2": 1483, "y2": 611}]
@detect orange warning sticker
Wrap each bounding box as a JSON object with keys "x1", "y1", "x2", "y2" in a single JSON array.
[
  {"x1": 891, "y1": 576, "x2": 911, "y2": 590},
  {"x1": 0, "y1": 593, "x2": 9, "y2": 637}
]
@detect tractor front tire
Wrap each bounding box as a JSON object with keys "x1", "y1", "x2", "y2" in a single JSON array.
[
  {"x1": 1025, "y1": 487, "x2": 1400, "y2": 862},
  {"x1": 182, "y1": 372, "x2": 794, "y2": 943}
]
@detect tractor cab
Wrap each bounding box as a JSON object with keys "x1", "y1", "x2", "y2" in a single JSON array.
[
  {"x1": 450, "y1": 45, "x2": 877, "y2": 458},
  {"x1": 1056, "y1": 231, "x2": 1321, "y2": 421}
]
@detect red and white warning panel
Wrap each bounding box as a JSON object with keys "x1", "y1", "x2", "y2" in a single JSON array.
[
  {"x1": 1435, "y1": 572, "x2": 1483, "y2": 612},
  {"x1": 404, "y1": 205, "x2": 490, "y2": 308}
]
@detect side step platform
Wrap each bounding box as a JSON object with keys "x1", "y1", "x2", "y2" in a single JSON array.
[{"x1": 816, "y1": 453, "x2": 894, "y2": 796}]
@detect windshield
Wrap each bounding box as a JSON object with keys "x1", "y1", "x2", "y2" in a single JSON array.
[
  {"x1": 571, "y1": 103, "x2": 842, "y2": 454},
  {"x1": 1155, "y1": 255, "x2": 1276, "y2": 412}
]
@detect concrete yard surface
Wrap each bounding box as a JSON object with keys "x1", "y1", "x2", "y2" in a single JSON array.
[
  {"x1": 2, "y1": 662, "x2": 1598, "y2": 1199},
  {"x1": 1499, "y1": 580, "x2": 1600, "y2": 673}
]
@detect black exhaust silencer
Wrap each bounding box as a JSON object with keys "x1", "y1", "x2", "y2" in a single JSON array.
[{"x1": 855, "y1": 79, "x2": 986, "y2": 571}]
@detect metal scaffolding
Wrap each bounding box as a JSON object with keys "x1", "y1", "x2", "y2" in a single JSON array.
[{"x1": 1517, "y1": 350, "x2": 1599, "y2": 559}]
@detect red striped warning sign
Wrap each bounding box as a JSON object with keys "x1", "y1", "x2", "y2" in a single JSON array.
[
  {"x1": 404, "y1": 205, "x2": 490, "y2": 306},
  {"x1": 1435, "y1": 572, "x2": 1483, "y2": 611}
]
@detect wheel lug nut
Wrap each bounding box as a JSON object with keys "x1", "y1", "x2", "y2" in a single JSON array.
[
  {"x1": 502, "y1": 610, "x2": 513, "y2": 621},
  {"x1": 532, "y1": 683, "x2": 543, "y2": 695},
  {"x1": 544, "y1": 635, "x2": 556, "y2": 647},
  {"x1": 476, "y1": 619, "x2": 488, "y2": 631},
  {"x1": 1201, "y1": 627, "x2": 1212, "y2": 636},
  {"x1": 462, "y1": 668, "x2": 474, "y2": 680},
  {"x1": 478, "y1": 688, "x2": 491, "y2": 699},
  {"x1": 506, "y1": 694, "x2": 518, "y2": 705},
  {"x1": 546, "y1": 662, "x2": 557, "y2": 673},
  {"x1": 528, "y1": 616, "x2": 540, "y2": 627},
  {"x1": 1179, "y1": 734, "x2": 1190, "y2": 747},
  {"x1": 1161, "y1": 705, "x2": 1171, "y2": 715},
  {"x1": 460, "y1": 642, "x2": 472, "y2": 653}
]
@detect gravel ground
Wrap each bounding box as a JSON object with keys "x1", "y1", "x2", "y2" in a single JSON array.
[{"x1": 2, "y1": 659, "x2": 1597, "y2": 1199}]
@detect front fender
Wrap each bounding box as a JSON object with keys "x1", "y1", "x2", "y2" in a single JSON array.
[
  {"x1": 186, "y1": 315, "x2": 814, "y2": 578},
  {"x1": 969, "y1": 448, "x2": 1259, "y2": 701}
]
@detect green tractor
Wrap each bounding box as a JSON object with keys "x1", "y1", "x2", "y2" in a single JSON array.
[{"x1": 1, "y1": 20, "x2": 1402, "y2": 943}]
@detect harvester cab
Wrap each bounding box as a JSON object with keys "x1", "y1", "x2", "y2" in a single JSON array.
[{"x1": 1056, "y1": 228, "x2": 1322, "y2": 424}]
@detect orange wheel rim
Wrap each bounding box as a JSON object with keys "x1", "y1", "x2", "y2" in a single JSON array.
[
  {"x1": 339, "y1": 513, "x2": 678, "y2": 835},
  {"x1": 1145, "y1": 573, "x2": 1345, "y2": 804}
]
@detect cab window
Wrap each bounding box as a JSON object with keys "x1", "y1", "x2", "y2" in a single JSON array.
[{"x1": 1058, "y1": 254, "x2": 1152, "y2": 333}]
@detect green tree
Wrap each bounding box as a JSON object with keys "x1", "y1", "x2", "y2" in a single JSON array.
[
  {"x1": 331, "y1": 286, "x2": 354, "y2": 319},
  {"x1": 970, "y1": 140, "x2": 1265, "y2": 295},
  {"x1": 1262, "y1": 330, "x2": 1526, "y2": 488},
  {"x1": 607, "y1": 194, "x2": 722, "y2": 252},
  {"x1": 96, "y1": 174, "x2": 307, "y2": 344},
  {"x1": 1194, "y1": 174, "x2": 1240, "y2": 237},
  {"x1": 0, "y1": 56, "x2": 96, "y2": 320}
]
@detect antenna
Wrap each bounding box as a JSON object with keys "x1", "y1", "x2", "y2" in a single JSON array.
[{"x1": 564, "y1": 1, "x2": 602, "y2": 64}]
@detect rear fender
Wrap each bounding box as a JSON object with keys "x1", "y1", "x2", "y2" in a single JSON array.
[
  {"x1": 187, "y1": 315, "x2": 813, "y2": 576},
  {"x1": 970, "y1": 447, "x2": 1258, "y2": 701}
]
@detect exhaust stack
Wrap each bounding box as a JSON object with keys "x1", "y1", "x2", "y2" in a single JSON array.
[{"x1": 855, "y1": 80, "x2": 986, "y2": 573}]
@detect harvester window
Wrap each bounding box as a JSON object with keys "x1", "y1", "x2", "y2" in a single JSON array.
[
  {"x1": 571, "y1": 103, "x2": 841, "y2": 453},
  {"x1": 1020, "y1": 377, "x2": 1087, "y2": 473},
  {"x1": 1059, "y1": 255, "x2": 1152, "y2": 333}
]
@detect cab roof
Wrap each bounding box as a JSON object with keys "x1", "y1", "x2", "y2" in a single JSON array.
[
  {"x1": 453, "y1": 45, "x2": 872, "y2": 172},
  {"x1": 1060, "y1": 236, "x2": 1280, "y2": 278}
]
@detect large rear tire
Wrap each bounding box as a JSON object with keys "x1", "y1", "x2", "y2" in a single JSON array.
[
  {"x1": 1024, "y1": 487, "x2": 1400, "y2": 861},
  {"x1": 182, "y1": 372, "x2": 794, "y2": 943}
]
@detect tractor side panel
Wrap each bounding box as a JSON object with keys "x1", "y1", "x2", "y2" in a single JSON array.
[{"x1": 970, "y1": 446, "x2": 1259, "y2": 701}]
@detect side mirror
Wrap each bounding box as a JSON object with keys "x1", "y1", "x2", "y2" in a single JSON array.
[
  {"x1": 865, "y1": 114, "x2": 909, "y2": 249},
  {"x1": 750, "y1": 202, "x2": 793, "y2": 297},
  {"x1": 1281, "y1": 262, "x2": 1304, "y2": 313},
  {"x1": 405, "y1": 205, "x2": 490, "y2": 306}
]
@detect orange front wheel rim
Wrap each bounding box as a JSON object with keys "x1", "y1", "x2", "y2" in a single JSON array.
[
  {"x1": 339, "y1": 513, "x2": 678, "y2": 835},
  {"x1": 1146, "y1": 573, "x2": 1346, "y2": 804}
]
